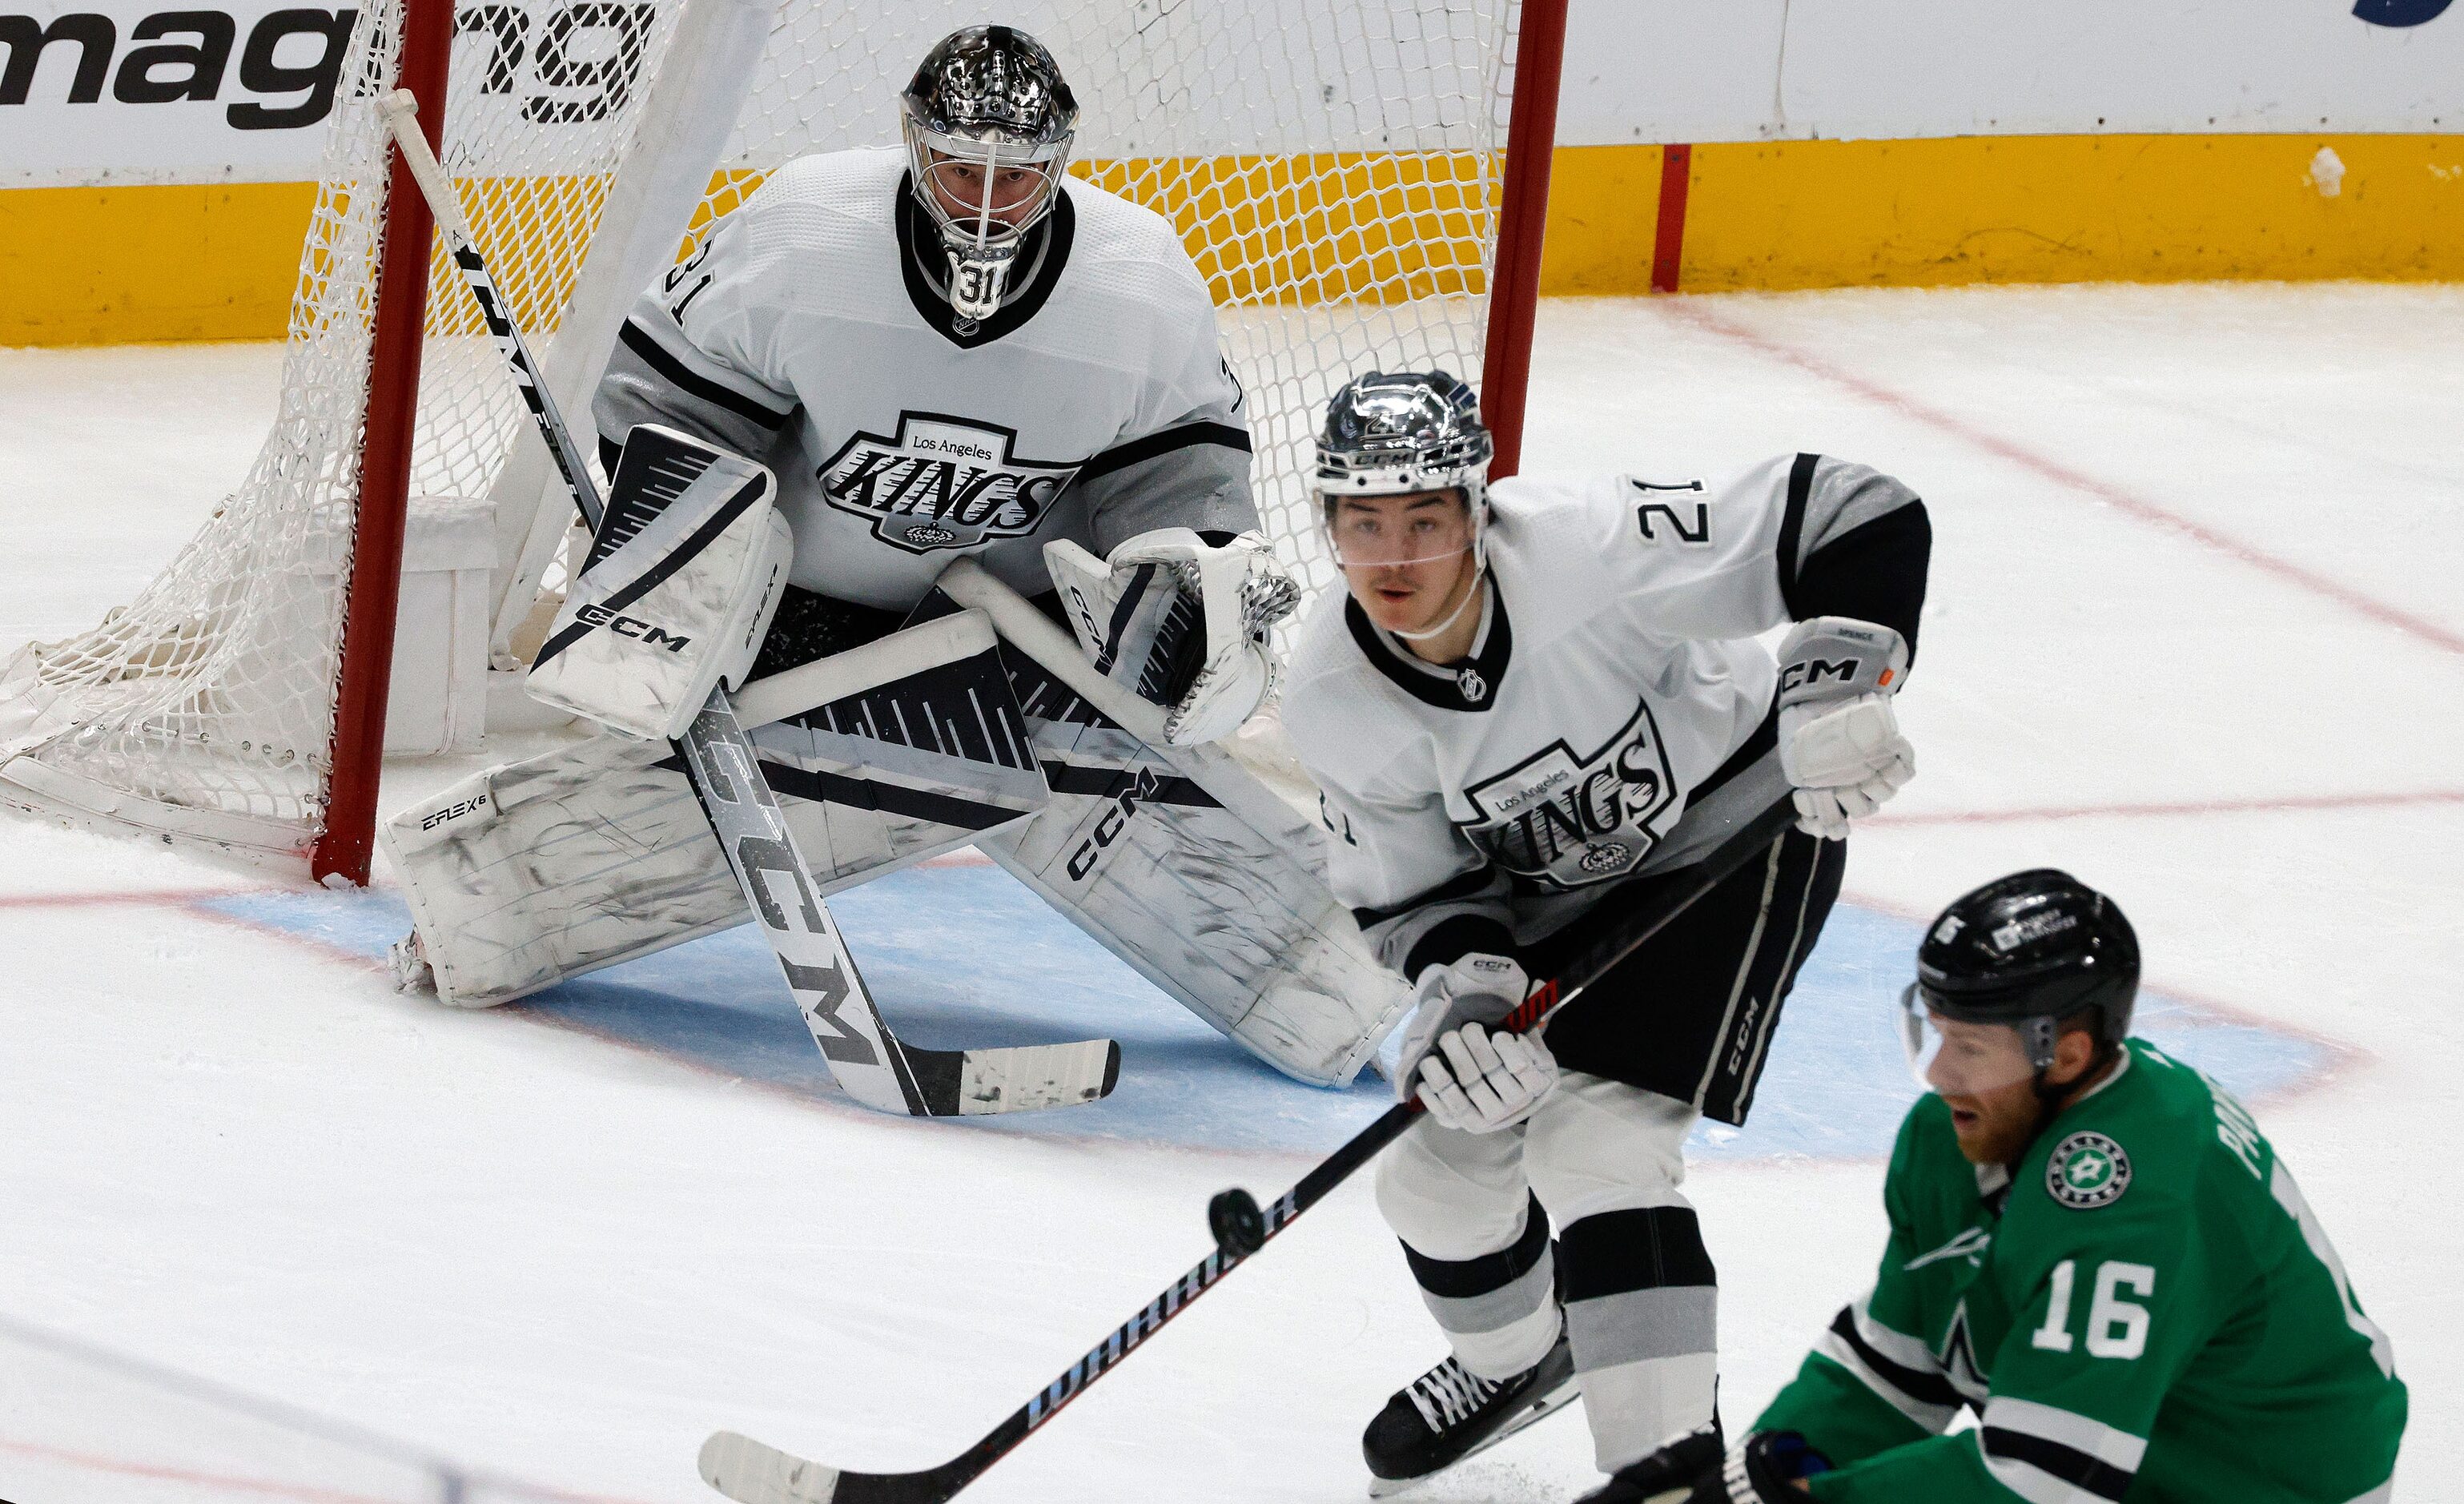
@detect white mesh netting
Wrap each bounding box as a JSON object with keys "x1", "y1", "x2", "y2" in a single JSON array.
[{"x1": 0, "y1": 0, "x2": 1527, "y2": 863}]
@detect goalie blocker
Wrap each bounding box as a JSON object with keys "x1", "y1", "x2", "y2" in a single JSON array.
[{"x1": 381, "y1": 565, "x2": 1402, "y2": 1089}]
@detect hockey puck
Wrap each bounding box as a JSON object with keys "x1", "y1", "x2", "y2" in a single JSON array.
[{"x1": 1208, "y1": 1188, "x2": 1267, "y2": 1257}]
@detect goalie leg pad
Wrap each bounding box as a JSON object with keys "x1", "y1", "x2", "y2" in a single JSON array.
[
  {"x1": 382, "y1": 637, "x2": 1047, "y2": 1008},
  {"x1": 983, "y1": 706, "x2": 1407, "y2": 1087}
]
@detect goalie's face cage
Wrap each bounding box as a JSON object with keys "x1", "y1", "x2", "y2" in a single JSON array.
[{"x1": 900, "y1": 26, "x2": 1079, "y2": 324}]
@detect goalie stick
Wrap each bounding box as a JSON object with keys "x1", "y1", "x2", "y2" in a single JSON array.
[
  {"x1": 697, "y1": 794, "x2": 1802, "y2": 1503},
  {"x1": 378, "y1": 90, "x2": 1119, "y2": 1116}
]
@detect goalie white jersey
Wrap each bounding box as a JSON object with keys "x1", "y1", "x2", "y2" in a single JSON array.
[
  {"x1": 1281, "y1": 453, "x2": 1930, "y2": 978},
  {"x1": 594, "y1": 148, "x2": 1257, "y2": 611}
]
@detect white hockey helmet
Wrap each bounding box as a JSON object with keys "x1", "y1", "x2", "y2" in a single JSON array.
[
  {"x1": 900, "y1": 26, "x2": 1080, "y2": 328},
  {"x1": 1315, "y1": 370, "x2": 1495, "y2": 569}
]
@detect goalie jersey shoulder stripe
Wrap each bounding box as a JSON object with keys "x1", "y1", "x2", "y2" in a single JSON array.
[
  {"x1": 593, "y1": 148, "x2": 1259, "y2": 617},
  {"x1": 1281, "y1": 455, "x2": 1928, "y2": 973}
]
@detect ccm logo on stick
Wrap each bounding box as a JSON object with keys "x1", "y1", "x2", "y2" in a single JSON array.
[{"x1": 575, "y1": 601, "x2": 689, "y2": 650}]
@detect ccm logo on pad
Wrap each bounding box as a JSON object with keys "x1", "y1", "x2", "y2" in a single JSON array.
[{"x1": 575, "y1": 602, "x2": 690, "y2": 651}]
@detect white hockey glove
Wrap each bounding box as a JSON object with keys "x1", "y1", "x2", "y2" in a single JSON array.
[
  {"x1": 1395, "y1": 952, "x2": 1558, "y2": 1132},
  {"x1": 1776, "y1": 616, "x2": 1914, "y2": 842},
  {"x1": 1043, "y1": 529, "x2": 1300, "y2": 746}
]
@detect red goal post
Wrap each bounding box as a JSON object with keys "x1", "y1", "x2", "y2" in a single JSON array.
[{"x1": 0, "y1": 0, "x2": 1570, "y2": 887}]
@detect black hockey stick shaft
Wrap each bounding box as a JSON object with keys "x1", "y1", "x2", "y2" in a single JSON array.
[
  {"x1": 375, "y1": 90, "x2": 604, "y2": 533},
  {"x1": 700, "y1": 795, "x2": 1801, "y2": 1504}
]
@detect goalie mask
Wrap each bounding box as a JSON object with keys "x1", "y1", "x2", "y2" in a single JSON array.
[{"x1": 901, "y1": 26, "x2": 1079, "y2": 327}]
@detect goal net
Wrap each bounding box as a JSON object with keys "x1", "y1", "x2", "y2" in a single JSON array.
[{"x1": 0, "y1": 0, "x2": 1555, "y2": 876}]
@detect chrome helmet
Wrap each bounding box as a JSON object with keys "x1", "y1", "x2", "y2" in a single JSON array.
[
  {"x1": 900, "y1": 26, "x2": 1079, "y2": 327},
  {"x1": 1316, "y1": 370, "x2": 1496, "y2": 573}
]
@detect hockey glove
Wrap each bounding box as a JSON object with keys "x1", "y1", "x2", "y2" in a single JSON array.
[
  {"x1": 1395, "y1": 953, "x2": 1558, "y2": 1132},
  {"x1": 1776, "y1": 617, "x2": 1914, "y2": 842},
  {"x1": 1682, "y1": 1432, "x2": 1830, "y2": 1503},
  {"x1": 1046, "y1": 529, "x2": 1299, "y2": 747},
  {"x1": 1573, "y1": 1424, "x2": 1726, "y2": 1504}
]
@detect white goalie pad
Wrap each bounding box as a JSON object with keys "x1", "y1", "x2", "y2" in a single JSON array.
[
  {"x1": 526, "y1": 424, "x2": 794, "y2": 742},
  {"x1": 981, "y1": 714, "x2": 1406, "y2": 1086},
  {"x1": 936, "y1": 561, "x2": 1407, "y2": 1086},
  {"x1": 380, "y1": 613, "x2": 1043, "y2": 1007}
]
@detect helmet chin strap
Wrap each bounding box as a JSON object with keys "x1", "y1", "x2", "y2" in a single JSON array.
[{"x1": 1388, "y1": 557, "x2": 1485, "y2": 643}]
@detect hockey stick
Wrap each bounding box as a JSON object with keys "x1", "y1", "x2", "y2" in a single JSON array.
[
  {"x1": 698, "y1": 794, "x2": 1802, "y2": 1503},
  {"x1": 378, "y1": 91, "x2": 1119, "y2": 1116}
]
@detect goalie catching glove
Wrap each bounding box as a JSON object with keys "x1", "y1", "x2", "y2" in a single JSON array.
[
  {"x1": 1393, "y1": 952, "x2": 1558, "y2": 1133},
  {"x1": 1776, "y1": 616, "x2": 1914, "y2": 842},
  {"x1": 1043, "y1": 528, "x2": 1300, "y2": 746}
]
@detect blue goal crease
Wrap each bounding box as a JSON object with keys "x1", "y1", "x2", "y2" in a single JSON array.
[{"x1": 204, "y1": 866, "x2": 2333, "y2": 1160}]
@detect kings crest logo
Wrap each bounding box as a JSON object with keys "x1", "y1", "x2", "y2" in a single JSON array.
[
  {"x1": 1457, "y1": 698, "x2": 1678, "y2": 890},
  {"x1": 818, "y1": 412, "x2": 1081, "y2": 554}
]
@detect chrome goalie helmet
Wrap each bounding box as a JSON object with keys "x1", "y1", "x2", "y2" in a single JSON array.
[
  {"x1": 1314, "y1": 370, "x2": 1496, "y2": 572},
  {"x1": 900, "y1": 26, "x2": 1080, "y2": 327}
]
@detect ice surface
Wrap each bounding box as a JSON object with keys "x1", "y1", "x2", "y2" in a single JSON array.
[{"x1": 2, "y1": 283, "x2": 2457, "y2": 1502}]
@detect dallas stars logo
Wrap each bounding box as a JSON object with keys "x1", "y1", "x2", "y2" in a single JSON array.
[
  {"x1": 2045, "y1": 1131, "x2": 2132, "y2": 1209},
  {"x1": 817, "y1": 412, "x2": 1080, "y2": 554}
]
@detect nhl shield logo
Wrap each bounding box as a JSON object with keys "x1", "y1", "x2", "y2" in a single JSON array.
[
  {"x1": 818, "y1": 412, "x2": 1080, "y2": 554},
  {"x1": 1456, "y1": 668, "x2": 1488, "y2": 702},
  {"x1": 2045, "y1": 1132, "x2": 2131, "y2": 1209}
]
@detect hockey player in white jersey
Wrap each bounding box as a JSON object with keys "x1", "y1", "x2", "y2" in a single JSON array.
[
  {"x1": 377, "y1": 27, "x2": 1404, "y2": 1091},
  {"x1": 1276, "y1": 372, "x2": 1931, "y2": 1493}
]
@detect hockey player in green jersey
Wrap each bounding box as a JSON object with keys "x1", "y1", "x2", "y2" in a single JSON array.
[{"x1": 1585, "y1": 868, "x2": 2405, "y2": 1504}]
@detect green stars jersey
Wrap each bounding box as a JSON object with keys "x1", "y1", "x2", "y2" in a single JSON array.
[{"x1": 1756, "y1": 1040, "x2": 2405, "y2": 1503}]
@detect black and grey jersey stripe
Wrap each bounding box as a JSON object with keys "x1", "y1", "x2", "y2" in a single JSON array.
[{"x1": 1777, "y1": 452, "x2": 1931, "y2": 658}]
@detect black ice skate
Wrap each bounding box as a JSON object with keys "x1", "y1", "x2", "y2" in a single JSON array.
[{"x1": 1363, "y1": 1334, "x2": 1578, "y2": 1493}]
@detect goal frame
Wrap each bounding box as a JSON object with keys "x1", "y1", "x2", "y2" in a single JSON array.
[{"x1": 305, "y1": 0, "x2": 1571, "y2": 887}]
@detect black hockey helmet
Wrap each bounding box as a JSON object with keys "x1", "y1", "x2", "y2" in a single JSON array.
[{"x1": 1913, "y1": 869, "x2": 2140, "y2": 1070}]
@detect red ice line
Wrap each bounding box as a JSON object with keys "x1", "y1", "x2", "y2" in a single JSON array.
[
  {"x1": 0, "y1": 1437, "x2": 656, "y2": 1504},
  {"x1": 1658, "y1": 301, "x2": 2464, "y2": 660},
  {"x1": 0, "y1": 883, "x2": 275, "y2": 911}
]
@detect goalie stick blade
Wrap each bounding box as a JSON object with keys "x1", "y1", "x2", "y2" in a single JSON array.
[
  {"x1": 701, "y1": 1432, "x2": 842, "y2": 1504},
  {"x1": 700, "y1": 1432, "x2": 974, "y2": 1504},
  {"x1": 910, "y1": 1036, "x2": 1123, "y2": 1116}
]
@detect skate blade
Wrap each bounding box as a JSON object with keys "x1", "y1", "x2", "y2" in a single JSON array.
[{"x1": 1364, "y1": 1380, "x2": 1583, "y2": 1496}]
